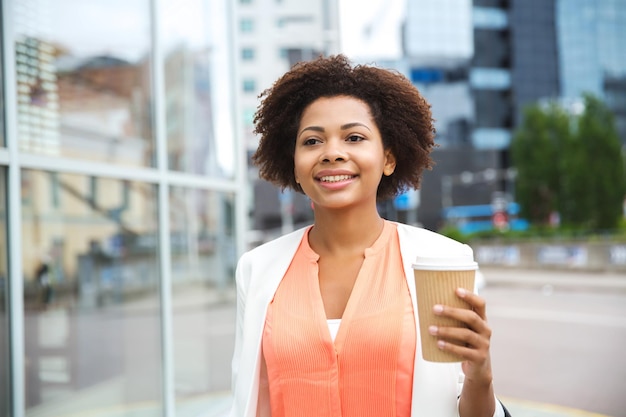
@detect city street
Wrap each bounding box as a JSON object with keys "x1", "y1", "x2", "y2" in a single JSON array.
[{"x1": 481, "y1": 267, "x2": 626, "y2": 417}]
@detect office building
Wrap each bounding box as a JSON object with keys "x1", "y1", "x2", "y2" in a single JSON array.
[
  {"x1": 557, "y1": 0, "x2": 626, "y2": 144},
  {"x1": 471, "y1": 0, "x2": 626, "y2": 149},
  {"x1": 400, "y1": 0, "x2": 626, "y2": 229},
  {"x1": 1, "y1": 1, "x2": 245, "y2": 416}
]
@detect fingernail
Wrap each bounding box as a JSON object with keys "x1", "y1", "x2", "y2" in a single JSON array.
[
  {"x1": 433, "y1": 304, "x2": 443, "y2": 314},
  {"x1": 428, "y1": 325, "x2": 438, "y2": 335},
  {"x1": 457, "y1": 288, "x2": 467, "y2": 297},
  {"x1": 437, "y1": 340, "x2": 445, "y2": 349}
]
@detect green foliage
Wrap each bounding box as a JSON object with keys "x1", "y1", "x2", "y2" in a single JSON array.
[
  {"x1": 458, "y1": 224, "x2": 626, "y2": 243},
  {"x1": 438, "y1": 225, "x2": 471, "y2": 244},
  {"x1": 511, "y1": 95, "x2": 626, "y2": 231},
  {"x1": 511, "y1": 103, "x2": 571, "y2": 224},
  {"x1": 575, "y1": 94, "x2": 625, "y2": 229}
]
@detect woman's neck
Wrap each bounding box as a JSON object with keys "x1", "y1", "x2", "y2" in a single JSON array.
[{"x1": 308, "y1": 207, "x2": 385, "y2": 256}]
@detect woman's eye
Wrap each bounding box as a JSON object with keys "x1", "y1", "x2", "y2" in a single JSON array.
[
  {"x1": 346, "y1": 135, "x2": 364, "y2": 142},
  {"x1": 303, "y1": 138, "x2": 320, "y2": 146}
]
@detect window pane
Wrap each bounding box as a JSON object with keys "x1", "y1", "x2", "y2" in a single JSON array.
[
  {"x1": 162, "y1": 0, "x2": 235, "y2": 178},
  {"x1": 241, "y1": 48, "x2": 255, "y2": 60},
  {"x1": 0, "y1": 169, "x2": 8, "y2": 417},
  {"x1": 13, "y1": 1, "x2": 154, "y2": 166},
  {"x1": 22, "y1": 170, "x2": 162, "y2": 416},
  {"x1": 243, "y1": 79, "x2": 256, "y2": 93},
  {"x1": 169, "y1": 187, "x2": 236, "y2": 416},
  {"x1": 240, "y1": 19, "x2": 254, "y2": 32}
]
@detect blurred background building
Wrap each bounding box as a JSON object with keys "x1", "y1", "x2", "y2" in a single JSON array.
[
  {"x1": 370, "y1": 0, "x2": 626, "y2": 232},
  {"x1": 2, "y1": 0, "x2": 245, "y2": 416},
  {"x1": 0, "y1": 0, "x2": 625, "y2": 416}
]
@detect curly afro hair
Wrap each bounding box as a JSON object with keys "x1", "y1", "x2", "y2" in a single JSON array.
[{"x1": 252, "y1": 54, "x2": 436, "y2": 200}]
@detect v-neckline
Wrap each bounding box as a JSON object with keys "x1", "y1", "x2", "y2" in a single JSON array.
[{"x1": 303, "y1": 221, "x2": 393, "y2": 353}]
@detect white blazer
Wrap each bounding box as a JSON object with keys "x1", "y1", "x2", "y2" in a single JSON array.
[{"x1": 230, "y1": 222, "x2": 498, "y2": 417}]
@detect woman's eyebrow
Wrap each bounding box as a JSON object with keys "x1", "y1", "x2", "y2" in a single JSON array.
[
  {"x1": 341, "y1": 122, "x2": 371, "y2": 131},
  {"x1": 298, "y1": 126, "x2": 324, "y2": 137},
  {"x1": 298, "y1": 122, "x2": 372, "y2": 137}
]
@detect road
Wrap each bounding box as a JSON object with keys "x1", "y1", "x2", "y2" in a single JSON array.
[{"x1": 481, "y1": 267, "x2": 626, "y2": 417}]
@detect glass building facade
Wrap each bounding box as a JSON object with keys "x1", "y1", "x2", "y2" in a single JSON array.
[
  {"x1": 557, "y1": 0, "x2": 626, "y2": 100},
  {"x1": 557, "y1": 0, "x2": 626, "y2": 144},
  {"x1": 1, "y1": 1, "x2": 245, "y2": 416}
]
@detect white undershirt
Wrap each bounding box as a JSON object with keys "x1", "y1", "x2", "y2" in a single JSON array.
[{"x1": 327, "y1": 319, "x2": 341, "y2": 342}]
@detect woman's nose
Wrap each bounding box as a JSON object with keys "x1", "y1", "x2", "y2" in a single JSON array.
[{"x1": 320, "y1": 140, "x2": 347, "y2": 162}]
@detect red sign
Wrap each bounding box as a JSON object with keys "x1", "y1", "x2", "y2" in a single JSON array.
[{"x1": 492, "y1": 211, "x2": 508, "y2": 229}]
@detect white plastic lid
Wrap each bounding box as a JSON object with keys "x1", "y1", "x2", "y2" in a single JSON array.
[{"x1": 412, "y1": 252, "x2": 478, "y2": 271}]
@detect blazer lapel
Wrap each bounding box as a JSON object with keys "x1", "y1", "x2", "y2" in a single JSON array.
[{"x1": 239, "y1": 227, "x2": 309, "y2": 417}]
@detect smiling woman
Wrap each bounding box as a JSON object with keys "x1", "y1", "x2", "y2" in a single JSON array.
[{"x1": 230, "y1": 54, "x2": 511, "y2": 417}]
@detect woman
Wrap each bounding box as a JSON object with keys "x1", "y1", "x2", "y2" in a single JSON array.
[{"x1": 230, "y1": 55, "x2": 508, "y2": 417}]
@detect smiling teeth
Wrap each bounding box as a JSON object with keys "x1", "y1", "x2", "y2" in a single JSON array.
[{"x1": 320, "y1": 175, "x2": 353, "y2": 183}]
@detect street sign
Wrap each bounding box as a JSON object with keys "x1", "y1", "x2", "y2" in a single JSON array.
[{"x1": 492, "y1": 211, "x2": 508, "y2": 230}]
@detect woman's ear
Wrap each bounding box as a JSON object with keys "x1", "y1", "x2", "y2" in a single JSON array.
[{"x1": 383, "y1": 149, "x2": 396, "y2": 176}]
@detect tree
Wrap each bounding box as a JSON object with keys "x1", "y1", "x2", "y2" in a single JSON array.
[
  {"x1": 511, "y1": 102, "x2": 571, "y2": 225},
  {"x1": 512, "y1": 95, "x2": 626, "y2": 231},
  {"x1": 572, "y1": 94, "x2": 625, "y2": 230}
]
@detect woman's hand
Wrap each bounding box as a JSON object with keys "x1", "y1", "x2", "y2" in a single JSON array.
[
  {"x1": 430, "y1": 287, "x2": 493, "y2": 382},
  {"x1": 429, "y1": 288, "x2": 496, "y2": 416}
]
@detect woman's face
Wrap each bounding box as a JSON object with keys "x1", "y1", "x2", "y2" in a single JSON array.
[{"x1": 294, "y1": 95, "x2": 396, "y2": 211}]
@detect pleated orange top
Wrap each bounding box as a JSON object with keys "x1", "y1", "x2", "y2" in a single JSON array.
[{"x1": 262, "y1": 221, "x2": 416, "y2": 417}]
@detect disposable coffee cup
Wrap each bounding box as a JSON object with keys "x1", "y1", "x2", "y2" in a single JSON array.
[{"x1": 413, "y1": 252, "x2": 478, "y2": 362}]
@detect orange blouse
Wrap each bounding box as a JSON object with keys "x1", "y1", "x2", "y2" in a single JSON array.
[{"x1": 262, "y1": 221, "x2": 416, "y2": 416}]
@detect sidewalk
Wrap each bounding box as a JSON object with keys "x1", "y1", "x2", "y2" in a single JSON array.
[
  {"x1": 479, "y1": 266, "x2": 626, "y2": 293},
  {"x1": 502, "y1": 397, "x2": 613, "y2": 417},
  {"x1": 481, "y1": 267, "x2": 620, "y2": 417}
]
